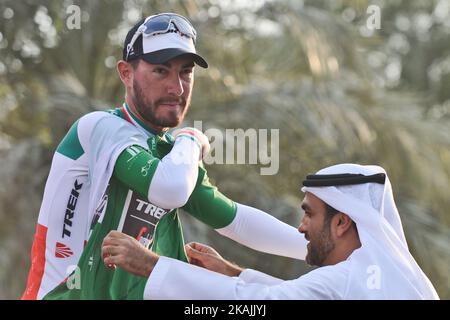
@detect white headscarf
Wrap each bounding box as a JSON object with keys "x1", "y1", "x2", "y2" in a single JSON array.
[{"x1": 302, "y1": 164, "x2": 439, "y2": 299}]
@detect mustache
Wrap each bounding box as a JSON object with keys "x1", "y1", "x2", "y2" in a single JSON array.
[{"x1": 155, "y1": 97, "x2": 186, "y2": 106}]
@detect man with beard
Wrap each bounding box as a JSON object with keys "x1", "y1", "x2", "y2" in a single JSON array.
[
  {"x1": 22, "y1": 13, "x2": 306, "y2": 300},
  {"x1": 103, "y1": 164, "x2": 439, "y2": 299}
]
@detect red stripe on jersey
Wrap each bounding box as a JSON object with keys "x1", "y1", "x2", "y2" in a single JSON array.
[
  {"x1": 121, "y1": 105, "x2": 135, "y2": 126},
  {"x1": 21, "y1": 224, "x2": 48, "y2": 300},
  {"x1": 176, "y1": 130, "x2": 201, "y2": 144}
]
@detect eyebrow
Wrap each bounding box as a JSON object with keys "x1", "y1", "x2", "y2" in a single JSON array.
[{"x1": 301, "y1": 203, "x2": 311, "y2": 212}]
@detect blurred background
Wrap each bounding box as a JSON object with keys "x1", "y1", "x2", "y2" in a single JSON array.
[{"x1": 0, "y1": 0, "x2": 449, "y2": 299}]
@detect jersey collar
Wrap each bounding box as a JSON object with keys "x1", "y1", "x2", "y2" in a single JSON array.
[{"x1": 121, "y1": 102, "x2": 168, "y2": 138}]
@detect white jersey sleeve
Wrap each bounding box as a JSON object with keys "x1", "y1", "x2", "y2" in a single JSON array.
[
  {"x1": 215, "y1": 203, "x2": 307, "y2": 260},
  {"x1": 147, "y1": 137, "x2": 201, "y2": 209}
]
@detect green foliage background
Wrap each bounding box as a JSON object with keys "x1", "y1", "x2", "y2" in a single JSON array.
[{"x1": 0, "y1": 0, "x2": 449, "y2": 299}]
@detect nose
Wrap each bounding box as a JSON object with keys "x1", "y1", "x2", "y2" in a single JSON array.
[
  {"x1": 298, "y1": 223, "x2": 305, "y2": 234},
  {"x1": 298, "y1": 215, "x2": 307, "y2": 234},
  {"x1": 167, "y1": 73, "x2": 184, "y2": 96}
]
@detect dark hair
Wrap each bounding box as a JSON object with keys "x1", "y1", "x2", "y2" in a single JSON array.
[
  {"x1": 323, "y1": 203, "x2": 357, "y2": 231},
  {"x1": 324, "y1": 203, "x2": 339, "y2": 226},
  {"x1": 129, "y1": 59, "x2": 140, "y2": 69}
]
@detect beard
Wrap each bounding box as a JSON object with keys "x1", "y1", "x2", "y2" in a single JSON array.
[
  {"x1": 132, "y1": 79, "x2": 190, "y2": 128},
  {"x1": 305, "y1": 224, "x2": 335, "y2": 267}
]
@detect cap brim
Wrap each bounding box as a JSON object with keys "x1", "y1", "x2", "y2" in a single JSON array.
[{"x1": 140, "y1": 48, "x2": 208, "y2": 68}]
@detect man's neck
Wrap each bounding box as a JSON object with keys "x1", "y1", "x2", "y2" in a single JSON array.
[{"x1": 124, "y1": 98, "x2": 168, "y2": 135}]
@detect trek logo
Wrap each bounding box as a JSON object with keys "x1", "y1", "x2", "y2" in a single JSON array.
[
  {"x1": 55, "y1": 242, "x2": 74, "y2": 258},
  {"x1": 135, "y1": 199, "x2": 167, "y2": 219},
  {"x1": 62, "y1": 179, "x2": 83, "y2": 238},
  {"x1": 118, "y1": 191, "x2": 169, "y2": 249}
]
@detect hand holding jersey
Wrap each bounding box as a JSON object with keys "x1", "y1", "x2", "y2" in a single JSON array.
[
  {"x1": 102, "y1": 237, "x2": 243, "y2": 278},
  {"x1": 185, "y1": 242, "x2": 243, "y2": 277},
  {"x1": 102, "y1": 231, "x2": 156, "y2": 278}
]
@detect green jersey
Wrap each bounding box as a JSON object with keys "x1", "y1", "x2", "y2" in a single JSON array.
[{"x1": 44, "y1": 104, "x2": 236, "y2": 299}]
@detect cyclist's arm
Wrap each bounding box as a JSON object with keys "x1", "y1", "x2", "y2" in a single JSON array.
[
  {"x1": 113, "y1": 137, "x2": 200, "y2": 209},
  {"x1": 83, "y1": 113, "x2": 202, "y2": 210}
]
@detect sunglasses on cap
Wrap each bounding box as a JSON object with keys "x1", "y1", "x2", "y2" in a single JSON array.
[{"x1": 125, "y1": 13, "x2": 198, "y2": 61}]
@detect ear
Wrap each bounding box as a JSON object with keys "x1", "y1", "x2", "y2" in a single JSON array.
[
  {"x1": 117, "y1": 60, "x2": 135, "y2": 88},
  {"x1": 335, "y1": 213, "x2": 354, "y2": 237}
]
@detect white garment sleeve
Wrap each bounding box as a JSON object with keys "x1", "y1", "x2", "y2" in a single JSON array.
[
  {"x1": 215, "y1": 203, "x2": 307, "y2": 260},
  {"x1": 147, "y1": 136, "x2": 201, "y2": 209},
  {"x1": 143, "y1": 257, "x2": 347, "y2": 300},
  {"x1": 239, "y1": 269, "x2": 283, "y2": 285}
]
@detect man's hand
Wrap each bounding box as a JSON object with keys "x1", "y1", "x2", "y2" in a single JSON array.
[
  {"x1": 173, "y1": 127, "x2": 210, "y2": 160},
  {"x1": 102, "y1": 231, "x2": 158, "y2": 278},
  {"x1": 185, "y1": 242, "x2": 243, "y2": 277}
]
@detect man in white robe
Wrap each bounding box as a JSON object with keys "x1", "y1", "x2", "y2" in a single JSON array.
[{"x1": 101, "y1": 163, "x2": 440, "y2": 299}]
